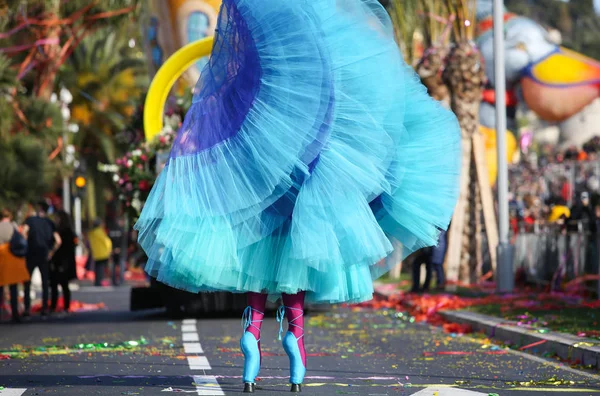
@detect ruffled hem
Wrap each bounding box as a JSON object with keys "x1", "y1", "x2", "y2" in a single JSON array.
[{"x1": 135, "y1": 0, "x2": 460, "y2": 304}]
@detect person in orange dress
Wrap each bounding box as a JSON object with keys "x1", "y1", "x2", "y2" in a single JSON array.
[{"x1": 0, "y1": 208, "x2": 31, "y2": 323}]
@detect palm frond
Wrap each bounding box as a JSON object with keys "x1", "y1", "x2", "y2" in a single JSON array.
[
  {"x1": 96, "y1": 129, "x2": 117, "y2": 164},
  {"x1": 387, "y1": 0, "x2": 421, "y2": 63},
  {"x1": 443, "y1": 0, "x2": 478, "y2": 42}
]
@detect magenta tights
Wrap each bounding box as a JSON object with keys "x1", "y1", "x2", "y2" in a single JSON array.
[{"x1": 245, "y1": 291, "x2": 306, "y2": 366}]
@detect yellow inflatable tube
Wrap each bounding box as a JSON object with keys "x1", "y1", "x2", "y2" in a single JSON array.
[
  {"x1": 479, "y1": 125, "x2": 517, "y2": 186},
  {"x1": 144, "y1": 37, "x2": 215, "y2": 141}
]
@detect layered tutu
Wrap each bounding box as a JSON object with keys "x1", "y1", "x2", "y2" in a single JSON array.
[{"x1": 135, "y1": 0, "x2": 461, "y2": 303}]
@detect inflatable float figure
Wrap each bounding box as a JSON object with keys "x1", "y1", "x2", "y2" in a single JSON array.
[{"x1": 477, "y1": 0, "x2": 600, "y2": 134}]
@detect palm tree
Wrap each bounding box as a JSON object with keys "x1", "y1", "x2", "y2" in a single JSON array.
[
  {"x1": 60, "y1": 27, "x2": 148, "y2": 220},
  {"x1": 388, "y1": 0, "x2": 491, "y2": 284},
  {"x1": 441, "y1": 0, "x2": 488, "y2": 285}
]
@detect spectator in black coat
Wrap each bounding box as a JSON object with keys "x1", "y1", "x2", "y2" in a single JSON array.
[
  {"x1": 570, "y1": 191, "x2": 597, "y2": 233},
  {"x1": 23, "y1": 201, "x2": 61, "y2": 318},
  {"x1": 50, "y1": 211, "x2": 77, "y2": 314}
]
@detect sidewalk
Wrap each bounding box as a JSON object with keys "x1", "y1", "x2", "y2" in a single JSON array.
[{"x1": 372, "y1": 281, "x2": 600, "y2": 369}]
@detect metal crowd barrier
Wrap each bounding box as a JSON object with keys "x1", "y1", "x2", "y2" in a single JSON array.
[{"x1": 513, "y1": 224, "x2": 600, "y2": 297}]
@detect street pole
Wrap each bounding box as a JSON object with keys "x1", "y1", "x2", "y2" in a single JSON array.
[
  {"x1": 62, "y1": 129, "x2": 71, "y2": 214},
  {"x1": 59, "y1": 89, "x2": 73, "y2": 215},
  {"x1": 74, "y1": 197, "x2": 82, "y2": 257},
  {"x1": 494, "y1": 0, "x2": 514, "y2": 293}
]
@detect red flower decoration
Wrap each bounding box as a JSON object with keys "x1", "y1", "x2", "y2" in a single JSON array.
[{"x1": 138, "y1": 180, "x2": 150, "y2": 191}]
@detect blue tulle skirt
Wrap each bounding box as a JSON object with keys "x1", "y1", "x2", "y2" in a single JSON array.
[{"x1": 135, "y1": 0, "x2": 461, "y2": 304}]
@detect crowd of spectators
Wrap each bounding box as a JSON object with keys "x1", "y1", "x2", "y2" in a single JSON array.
[{"x1": 508, "y1": 141, "x2": 600, "y2": 236}]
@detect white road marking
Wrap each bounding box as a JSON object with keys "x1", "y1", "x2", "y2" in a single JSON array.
[
  {"x1": 187, "y1": 356, "x2": 211, "y2": 370},
  {"x1": 181, "y1": 320, "x2": 224, "y2": 394},
  {"x1": 182, "y1": 332, "x2": 199, "y2": 342},
  {"x1": 0, "y1": 389, "x2": 27, "y2": 396},
  {"x1": 193, "y1": 376, "x2": 225, "y2": 395},
  {"x1": 182, "y1": 324, "x2": 197, "y2": 332},
  {"x1": 184, "y1": 342, "x2": 204, "y2": 354}
]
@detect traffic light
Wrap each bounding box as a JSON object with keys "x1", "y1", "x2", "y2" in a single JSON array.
[
  {"x1": 73, "y1": 165, "x2": 87, "y2": 198},
  {"x1": 75, "y1": 175, "x2": 86, "y2": 188}
]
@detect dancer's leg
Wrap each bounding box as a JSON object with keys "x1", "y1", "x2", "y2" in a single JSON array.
[
  {"x1": 282, "y1": 291, "x2": 306, "y2": 366},
  {"x1": 241, "y1": 292, "x2": 267, "y2": 391},
  {"x1": 244, "y1": 292, "x2": 267, "y2": 352}
]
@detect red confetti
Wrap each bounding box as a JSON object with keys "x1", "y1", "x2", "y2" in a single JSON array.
[
  {"x1": 518, "y1": 339, "x2": 547, "y2": 351},
  {"x1": 443, "y1": 322, "x2": 472, "y2": 334},
  {"x1": 361, "y1": 284, "x2": 600, "y2": 336}
]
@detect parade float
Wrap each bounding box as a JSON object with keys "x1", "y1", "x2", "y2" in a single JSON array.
[{"x1": 476, "y1": 0, "x2": 600, "y2": 159}]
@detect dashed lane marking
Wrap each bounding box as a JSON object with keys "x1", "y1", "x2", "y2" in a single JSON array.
[
  {"x1": 184, "y1": 342, "x2": 204, "y2": 354},
  {"x1": 193, "y1": 375, "x2": 225, "y2": 395}
]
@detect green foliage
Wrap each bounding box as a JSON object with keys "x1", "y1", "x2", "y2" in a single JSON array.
[
  {"x1": 0, "y1": 52, "x2": 64, "y2": 208},
  {"x1": 0, "y1": 94, "x2": 66, "y2": 208},
  {"x1": 18, "y1": 95, "x2": 64, "y2": 143},
  {"x1": 0, "y1": 54, "x2": 17, "y2": 93},
  {"x1": 61, "y1": 28, "x2": 148, "y2": 165},
  {"x1": 0, "y1": 134, "x2": 52, "y2": 208},
  {"x1": 0, "y1": 96, "x2": 14, "y2": 139},
  {"x1": 0, "y1": 54, "x2": 17, "y2": 140}
]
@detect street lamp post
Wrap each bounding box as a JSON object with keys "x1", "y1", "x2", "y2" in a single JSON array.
[
  {"x1": 62, "y1": 129, "x2": 71, "y2": 214},
  {"x1": 493, "y1": 0, "x2": 514, "y2": 293},
  {"x1": 59, "y1": 88, "x2": 73, "y2": 214}
]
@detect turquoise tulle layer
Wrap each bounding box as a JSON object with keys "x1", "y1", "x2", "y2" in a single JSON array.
[{"x1": 135, "y1": 0, "x2": 461, "y2": 304}]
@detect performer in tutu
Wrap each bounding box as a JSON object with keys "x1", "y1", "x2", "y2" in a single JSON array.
[{"x1": 136, "y1": 0, "x2": 461, "y2": 392}]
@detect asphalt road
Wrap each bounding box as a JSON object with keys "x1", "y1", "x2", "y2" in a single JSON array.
[{"x1": 1, "y1": 286, "x2": 599, "y2": 396}]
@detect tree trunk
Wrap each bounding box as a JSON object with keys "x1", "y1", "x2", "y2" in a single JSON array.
[
  {"x1": 445, "y1": 135, "x2": 471, "y2": 289},
  {"x1": 443, "y1": 41, "x2": 486, "y2": 285},
  {"x1": 443, "y1": 42, "x2": 484, "y2": 139},
  {"x1": 471, "y1": 151, "x2": 483, "y2": 284},
  {"x1": 35, "y1": 0, "x2": 61, "y2": 100}
]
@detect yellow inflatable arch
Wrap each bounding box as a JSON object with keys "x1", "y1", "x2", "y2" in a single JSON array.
[{"x1": 144, "y1": 37, "x2": 214, "y2": 141}]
